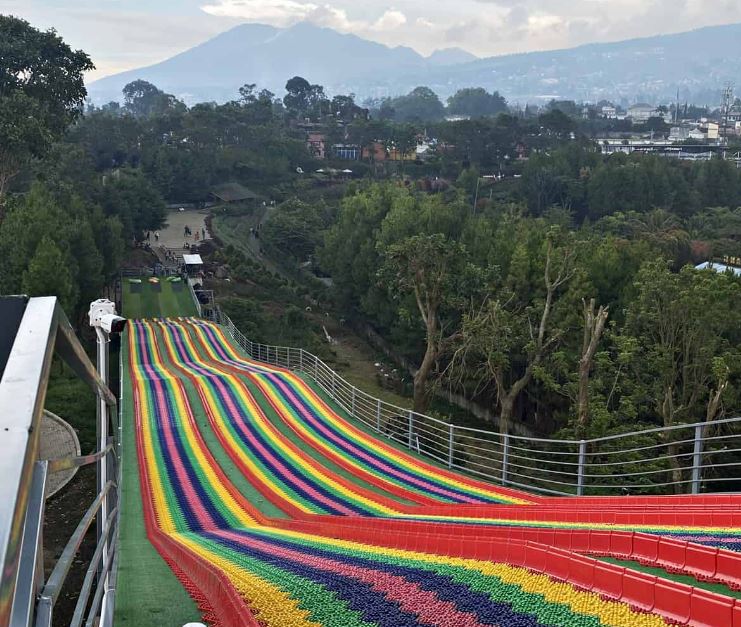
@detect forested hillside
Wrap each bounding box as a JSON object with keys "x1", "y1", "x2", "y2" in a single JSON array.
[{"x1": 3, "y1": 14, "x2": 741, "y2": 467}]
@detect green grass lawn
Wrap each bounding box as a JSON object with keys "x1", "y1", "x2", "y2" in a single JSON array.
[{"x1": 121, "y1": 277, "x2": 198, "y2": 319}]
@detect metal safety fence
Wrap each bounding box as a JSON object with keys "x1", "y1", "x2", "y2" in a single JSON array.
[
  {"x1": 0, "y1": 297, "x2": 119, "y2": 627},
  {"x1": 210, "y1": 308, "x2": 741, "y2": 497}
]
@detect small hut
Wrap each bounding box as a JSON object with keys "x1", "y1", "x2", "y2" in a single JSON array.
[{"x1": 211, "y1": 182, "x2": 260, "y2": 205}]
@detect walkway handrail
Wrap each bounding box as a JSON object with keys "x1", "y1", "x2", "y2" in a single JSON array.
[
  {"x1": 209, "y1": 307, "x2": 741, "y2": 497},
  {"x1": 0, "y1": 296, "x2": 120, "y2": 627}
]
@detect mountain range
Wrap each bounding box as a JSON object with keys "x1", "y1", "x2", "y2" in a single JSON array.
[{"x1": 88, "y1": 21, "x2": 741, "y2": 107}]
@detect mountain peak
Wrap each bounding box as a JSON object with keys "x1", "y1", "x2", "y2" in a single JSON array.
[
  {"x1": 87, "y1": 21, "x2": 741, "y2": 107},
  {"x1": 427, "y1": 47, "x2": 478, "y2": 66}
]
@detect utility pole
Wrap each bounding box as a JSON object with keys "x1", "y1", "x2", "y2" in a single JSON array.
[
  {"x1": 721, "y1": 82, "x2": 734, "y2": 143},
  {"x1": 675, "y1": 89, "x2": 680, "y2": 125}
]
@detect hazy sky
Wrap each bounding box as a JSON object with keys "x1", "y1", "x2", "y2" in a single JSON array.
[{"x1": 5, "y1": 0, "x2": 741, "y2": 80}]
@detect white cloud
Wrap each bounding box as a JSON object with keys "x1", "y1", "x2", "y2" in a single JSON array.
[
  {"x1": 201, "y1": 0, "x2": 318, "y2": 24},
  {"x1": 372, "y1": 10, "x2": 407, "y2": 30},
  {"x1": 201, "y1": 1, "x2": 408, "y2": 32}
]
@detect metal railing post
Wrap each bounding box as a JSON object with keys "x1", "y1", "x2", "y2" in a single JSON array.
[
  {"x1": 94, "y1": 327, "x2": 110, "y2": 585},
  {"x1": 501, "y1": 434, "x2": 509, "y2": 484},
  {"x1": 448, "y1": 423, "x2": 454, "y2": 468},
  {"x1": 692, "y1": 424, "x2": 704, "y2": 495},
  {"x1": 408, "y1": 411, "x2": 414, "y2": 449},
  {"x1": 212, "y1": 308, "x2": 741, "y2": 498},
  {"x1": 577, "y1": 440, "x2": 587, "y2": 496}
]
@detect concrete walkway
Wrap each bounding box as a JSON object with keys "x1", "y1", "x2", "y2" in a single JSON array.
[{"x1": 152, "y1": 209, "x2": 212, "y2": 251}]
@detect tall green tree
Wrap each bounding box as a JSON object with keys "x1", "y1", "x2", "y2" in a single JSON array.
[
  {"x1": 390, "y1": 87, "x2": 445, "y2": 123},
  {"x1": 22, "y1": 236, "x2": 76, "y2": 313},
  {"x1": 616, "y1": 262, "x2": 741, "y2": 490},
  {"x1": 122, "y1": 80, "x2": 184, "y2": 118},
  {"x1": 447, "y1": 88, "x2": 507, "y2": 118},
  {"x1": 380, "y1": 234, "x2": 468, "y2": 412},
  {"x1": 0, "y1": 15, "x2": 93, "y2": 212},
  {"x1": 451, "y1": 232, "x2": 577, "y2": 434}
]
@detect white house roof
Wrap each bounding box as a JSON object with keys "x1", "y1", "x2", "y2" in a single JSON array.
[
  {"x1": 695, "y1": 262, "x2": 741, "y2": 277},
  {"x1": 183, "y1": 254, "x2": 203, "y2": 265}
]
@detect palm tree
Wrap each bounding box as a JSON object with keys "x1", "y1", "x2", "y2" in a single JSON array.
[{"x1": 629, "y1": 209, "x2": 690, "y2": 257}]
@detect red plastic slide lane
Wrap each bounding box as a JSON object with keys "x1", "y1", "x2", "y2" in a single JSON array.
[
  {"x1": 187, "y1": 319, "x2": 540, "y2": 504},
  {"x1": 407, "y1": 502, "x2": 741, "y2": 514},
  {"x1": 132, "y1": 366, "x2": 260, "y2": 627},
  {"x1": 268, "y1": 518, "x2": 741, "y2": 627},
  {"x1": 546, "y1": 494, "x2": 741, "y2": 507},
  {"x1": 398, "y1": 502, "x2": 741, "y2": 527},
  {"x1": 276, "y1": 516, "x2": 741, "y2": 591},
  {"x1": 178, "y1": 319, "x2": 452, "y2": 509}
]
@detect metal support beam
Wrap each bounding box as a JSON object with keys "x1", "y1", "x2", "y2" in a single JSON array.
[
  {"x1": 0, "y1": 297, "x2": 57, "y2": 625},
  {"x1": 9, "y1": 461, "x2": 47, "y2": 627},
  {"x1": 448, "y1": 424, "x2": 454, "y2": 469},
  {"x1": 501, "y1": 434, "x2": 509, "y2": 484},
  {"x1": 94, "y1": 328, "x2": 111, "y2": 588}
]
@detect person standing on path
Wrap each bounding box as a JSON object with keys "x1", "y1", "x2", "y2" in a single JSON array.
[{"x1": 154, "y1": 231, "x2": 159, "y2": 242}]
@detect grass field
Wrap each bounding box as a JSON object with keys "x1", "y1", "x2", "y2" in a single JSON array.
[{"x1": 121, "y1": 277, "x2": 198, "y2": 319}]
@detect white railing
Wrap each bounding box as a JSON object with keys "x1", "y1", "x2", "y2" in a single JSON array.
[{"x1": 210, "y1": 308, "x2": 741, "y2": 497}]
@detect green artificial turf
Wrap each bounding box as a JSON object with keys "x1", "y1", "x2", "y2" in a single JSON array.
[
  {"x1": 599, "y1": 556, "x2": 741, "y2": 600},
  {"x1": 121, "y1": 278, "x2": 198, "y2": 319},
  {"x1": 114, "y1": 331, "x2": 200, "y2": 625}
]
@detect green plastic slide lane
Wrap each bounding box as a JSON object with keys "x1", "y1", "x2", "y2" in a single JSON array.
[{"x1": 114, "y1": 331, "x2": 200, "y2": 625}]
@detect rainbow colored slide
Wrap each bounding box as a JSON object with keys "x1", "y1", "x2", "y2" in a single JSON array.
[{"x1": 127, "y1": 317, "x2": 741, "y2": 626}]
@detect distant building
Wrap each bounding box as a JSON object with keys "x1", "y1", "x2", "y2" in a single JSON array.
[
  {"x1": 695, "y1": 258, "x2": 741, "y2": 277},
  {"x1": 415, "y1": 142, "x2": 435, "y2": 160},
  {"x1": 361, "y1": 142, "x2": 387, "y2": 162},
  {"x1": 332, "y1": 144, "x2": 361, "y2": 160},
  {"x1": 307, "y1": 132, "x2": 326, "y2": 159},
  {"x1": 669, "y1": 126, "x2": 690, "y2": 141},
  {"x1": 628, "y1": 104, "x2": 657, "y2": 123},
  {"x1": 211, "y1": 182, "x2": 260, "y2": 204},
  {"x1": 387, "y1": 146, "x2": 417, "y2": 161},
  {"x1": 701, "y1": 121, "x2": 720, "y2": 140},
  {"x1": 601, "y1": 105, "x2": 618, "y2": 119}
]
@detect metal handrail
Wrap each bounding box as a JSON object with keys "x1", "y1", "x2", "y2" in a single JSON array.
[
  {"x1": 0, "y1": 296, "x2": 120, "y2": 627},
  {"x1": 210, "y1": 307, "x2": 741, "y2": 497}
]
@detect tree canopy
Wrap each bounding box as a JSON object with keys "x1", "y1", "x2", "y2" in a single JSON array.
[
  {"x1": 0, "y1": 15, "x2": 93, "y2": 208},
  {"x1": 447, "y1": 88, "x2": 508, "y2": 118}
]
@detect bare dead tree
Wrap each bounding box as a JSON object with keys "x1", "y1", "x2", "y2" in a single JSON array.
[{"x1": 576, "y1": 298, "x2": 609, "y2": 437}]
